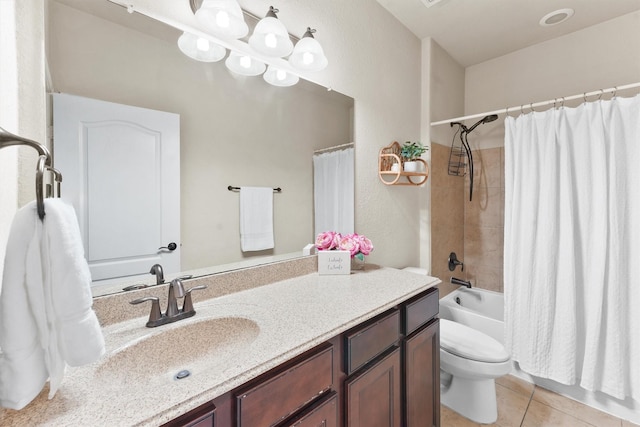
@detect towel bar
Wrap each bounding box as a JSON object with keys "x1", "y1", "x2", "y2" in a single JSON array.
[{"x1": 228, "y1": 185, "x2": 282, "y2": 193}]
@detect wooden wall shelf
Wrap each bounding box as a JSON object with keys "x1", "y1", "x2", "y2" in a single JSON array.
[{"x1": 378, "y1": 141, "x2": 429, "y2": 186}]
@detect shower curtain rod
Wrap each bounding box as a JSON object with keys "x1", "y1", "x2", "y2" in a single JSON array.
[
  {"x1": 313, "y1": 142, "x2": 354, "y2": 154},
  {"x1": 430, "y1": 81, "x2": 640, "y2": 127}
]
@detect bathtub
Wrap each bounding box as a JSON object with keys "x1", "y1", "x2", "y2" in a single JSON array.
[{"x1": 439, "y1": 287, "x2": 504, "y2": 344}]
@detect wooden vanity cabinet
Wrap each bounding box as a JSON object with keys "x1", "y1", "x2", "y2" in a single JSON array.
[
  {"x1": 343, "y1": 309, "x2": 402, "y2": 427},
  {"x1": 403, "y1": 289, "x2": 440, "y2": 427},
  {"x1": 164, "y1": 287, "x2": 439, "y2": 427}
]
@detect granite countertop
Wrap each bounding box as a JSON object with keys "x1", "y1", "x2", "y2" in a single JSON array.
[{"x1": 0, "y1": 266, "x2": 440, "y2": 426}]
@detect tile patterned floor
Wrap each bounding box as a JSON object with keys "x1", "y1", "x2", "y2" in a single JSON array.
[{"x1": 441, "y1": 375, "x2": 640, "y2": 427}]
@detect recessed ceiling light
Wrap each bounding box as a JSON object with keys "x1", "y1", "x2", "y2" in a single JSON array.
[{"x1": 539, "y1": 8, "x2": 574, "y2": 26}]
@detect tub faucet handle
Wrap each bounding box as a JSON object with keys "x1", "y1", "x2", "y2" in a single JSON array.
[{"x1": 448, "y1": 252, "x2": 464, "y2": 272}]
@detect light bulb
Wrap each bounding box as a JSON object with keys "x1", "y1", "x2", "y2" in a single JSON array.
[
  {"x1": 302, "y1": 52, "x2": 314, "y2": 65},
  {"x1": 265, "y1": 33, "x2": 278, "y2": 49},
  {"x1": 196, "y1": 38, "x2": 210, "y2": 52},
  {"x1": 216, "y1": 10, "x2": 230, "y2": 28},
  {"x1": 276, "y1": 70, "x2": 287, "y2": 81},
  {"x1": 239, "y1": 56, "x2": 251, "y2": 69}
]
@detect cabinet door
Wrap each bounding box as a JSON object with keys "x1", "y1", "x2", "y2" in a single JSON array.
[
  {"x1": 345, "y1": 347, "x2": 401, "y2": 427},
  {"x1": 405, "y1": 319, "x2": 440, "y2": 427}
]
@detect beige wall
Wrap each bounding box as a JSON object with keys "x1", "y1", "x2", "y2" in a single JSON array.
[
  {"x1": 461, "y1": 11, "x2": 640, "y2": 292},
  {"x1": 426, "y1": 39, "x2": 465, "y2": 295},
  {"x1": 0, "y1": 0, "x2": 46, "y2": 286},
  {"x1": 47, "y1": 2, "x2": 352, "y2": 270}
]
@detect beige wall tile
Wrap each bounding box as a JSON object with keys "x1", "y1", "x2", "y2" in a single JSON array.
[
  {"x1": 465, "y1": 264, "x2": 504, "y2": 292},
  {"x1": 473, "y1": 147, "x2": 503, "y2": 189},
  {"x1": 532, "y1": 387, "x2": 623, "y2": 427},
  {"x1": 522, "y1": 400, "x2": 593, "y2": 427},
  {"x1": 622, "y1": 419, "x2": 640, "y2": 427},
  {"x1": 465, "y1": 186, "x2": 504, "y2": 229},
  {"x1": 464, "y1": 226, "x2": 504, "y2": 267},
  {"x1": 433, "y1": 186, "x2": 464, "y2": 228},
  {"x1": 432, "y1": 142, "x2": 466, "y2": 190}
]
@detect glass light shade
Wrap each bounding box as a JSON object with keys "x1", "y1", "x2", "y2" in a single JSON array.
[
  {"x1": 225, "y1": 51, "x2": 266, "y2": 76},
  {"x1": 177, "y1": 32, "x2": 226, "y2": 62},
  {"x1": 289, "y1": 37, "x2": 328, "y2": 72},
  {"x1": 263, "y1": 65, "x2": 299, "y2": 87},
  {"x1": 249, "y1": 17, "x2": 293, "y2": 57},
  {"x1": 195, "y1": 0, "x2": 248, "y2": 39}
]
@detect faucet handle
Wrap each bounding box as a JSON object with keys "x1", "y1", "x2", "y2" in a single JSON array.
[
  {"x1": 182, "y1": 285, "x2": 207, "y2": 313},
  {"x1": 130, "y1": 296, "x2": 163, "y2": 325}
]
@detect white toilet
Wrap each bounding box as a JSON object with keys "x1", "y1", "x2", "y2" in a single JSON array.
[{"x1": 439, "y1": 318, "x2": 512, "y2": 424}]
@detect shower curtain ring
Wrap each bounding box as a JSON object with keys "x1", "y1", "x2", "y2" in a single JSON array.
[
  {"x1": 598, "y1": 89, "x2": 604, "y2": 100},
  {"x1": 529, "y1": 102, "x2": 536, "y2": 112},
  {"x1": 612, "y1": 87, "x2": 618, "y2": 98},
  {"x1": 561, "y1": 97, "x2": 565, "y2": 108}
]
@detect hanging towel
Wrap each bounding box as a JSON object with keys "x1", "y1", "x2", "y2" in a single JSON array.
[
  {"x1": 0, "y1": 199, "x2": 105, "y2": 410},
  {"x1": 239, "y1": 187, "x2": 274, "y2": 252}
]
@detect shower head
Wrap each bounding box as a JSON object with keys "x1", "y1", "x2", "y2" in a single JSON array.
[{"x1": 466, "y1": 114, "x2": 499, "y2": 133}]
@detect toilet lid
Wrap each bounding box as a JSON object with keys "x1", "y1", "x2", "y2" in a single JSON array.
[{"x1": 440, "y1": 319, "x2": 510, "y2": 363}]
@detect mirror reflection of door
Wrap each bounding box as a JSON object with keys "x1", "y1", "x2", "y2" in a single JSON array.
[{"x1": 53, "y1": 93, "x2": 180, "y2": 282}]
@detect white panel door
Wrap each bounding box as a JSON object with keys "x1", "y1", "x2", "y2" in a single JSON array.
[{"x1": 53, "y1": 93, "x2": 180, "y2": 282}]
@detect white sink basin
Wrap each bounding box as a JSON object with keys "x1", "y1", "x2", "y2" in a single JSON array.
[{"x1": 96, "y1": 316, "x2": 260, "y2": 379}]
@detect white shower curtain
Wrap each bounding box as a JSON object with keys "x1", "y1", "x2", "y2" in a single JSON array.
[
  {"x1": 504, "y1": 94, "x2": 640, "y2": 401},
  {"x1": 313, "y1": 147, "x2": 354, "y2": 236}
]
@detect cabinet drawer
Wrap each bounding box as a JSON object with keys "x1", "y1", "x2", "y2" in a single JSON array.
[
  {"x1": 277, "y1": 392, "x2": 338, "y2": 427},
  {"x1": 345, "y1": 309, "x2": 400, "y2": 375},
  {"x1": 236, "y1": 344, "x2": 334, "y2": 427},
  {"x1": 403, "y1": 288, "x2": 439, "y2": 336}
]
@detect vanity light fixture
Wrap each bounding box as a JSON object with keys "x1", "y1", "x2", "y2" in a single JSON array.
[
  {"x1": 177, "y1": 31, "x2": 226, "y2": 62},
  {"x1": 248, "y1": 6, "x2": 294, "y2": 58},
  {"x1": 225, "y1": 51, "x2": 267, "y2": 76},
  {"x1": 263, "y1": 65, "x2": 299, "y2": 87},
  {"x1": 181, "y1": 0, "x2": 326, "y2": 87},
  {"x1": 194, "y1": 0, "x2": 248, "y2": 39},
  {"x1": 289, "y1": 28, "x2": 328, "y2": 72}
]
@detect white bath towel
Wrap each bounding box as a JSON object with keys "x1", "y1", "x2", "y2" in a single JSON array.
[
  {"x1": 239, "y1": 187, "x2": 274, "y2": 252},
  {"x1": 0, "y1": 199, "x2": 105, "y2": 410}
]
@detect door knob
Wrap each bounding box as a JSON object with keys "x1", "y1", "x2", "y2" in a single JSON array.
[{"x1": 158, "y1": 242, "x2": 177, "y2": 251}]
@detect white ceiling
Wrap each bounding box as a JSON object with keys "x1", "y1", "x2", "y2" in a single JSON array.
[{"x1": 376, "y1": 0, "x2": 640, "y2": 67}]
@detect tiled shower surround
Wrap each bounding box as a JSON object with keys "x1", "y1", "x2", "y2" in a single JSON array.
[{"x1": 431, "y1": 142, "x2": 505, "y2": 296}]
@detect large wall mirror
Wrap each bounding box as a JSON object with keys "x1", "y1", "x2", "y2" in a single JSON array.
[{"x1": 46, "y1": 0, "x2": 354, "y2": 296}]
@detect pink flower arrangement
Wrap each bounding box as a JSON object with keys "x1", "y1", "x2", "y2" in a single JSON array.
[{"x1": 315, "y1": 231, "x2": 374, "y2": 261}]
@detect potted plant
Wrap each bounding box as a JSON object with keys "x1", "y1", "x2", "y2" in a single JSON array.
[{"x1": 401, "y1": 141, "x2": 428, "y2": 172}]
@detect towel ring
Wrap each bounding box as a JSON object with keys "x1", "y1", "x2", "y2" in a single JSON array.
[{"x1": 35, "y1": 155, "x2": 47, "y2": 220}]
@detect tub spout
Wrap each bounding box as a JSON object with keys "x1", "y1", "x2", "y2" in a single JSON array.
[{"x1": 451, "y1": 277, "x2": 472, "y2": 288}]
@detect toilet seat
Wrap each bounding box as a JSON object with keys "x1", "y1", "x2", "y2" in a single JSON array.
[{"x1": 440, "y1": 319, "x2": 510, "y2": 363}]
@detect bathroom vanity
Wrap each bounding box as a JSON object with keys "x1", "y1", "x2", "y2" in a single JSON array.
[
  {"x1": 169, "y1": 285, "x2": 440, "y2": 427},
  {"x1": 0, "y1": 260, "x2": 440, "y2": 427}
]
